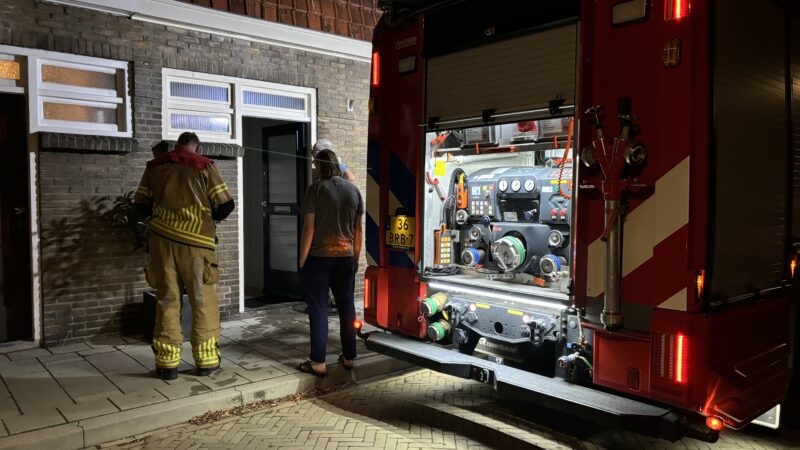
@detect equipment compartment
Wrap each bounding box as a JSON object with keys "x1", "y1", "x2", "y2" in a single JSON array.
[{"x1": 422, "y1": 118, "x2": 574, "y2": 302}]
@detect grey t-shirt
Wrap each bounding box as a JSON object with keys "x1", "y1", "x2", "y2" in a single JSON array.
[{"x1": 301, "y1": 176, "x2": 364, "y2": 257}]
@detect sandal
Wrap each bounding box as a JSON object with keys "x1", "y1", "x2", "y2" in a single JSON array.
[
  {"x1": 338, "y1": 354, "x2": 354, "y2": 371},
  {"x1": 297, "y1": 360, "x2": 327, "y2": 378}
]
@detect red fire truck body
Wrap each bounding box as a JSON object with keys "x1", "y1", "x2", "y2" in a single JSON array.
[{"x1": 362, "y1": 0, "x2": 798, "y2": 440}]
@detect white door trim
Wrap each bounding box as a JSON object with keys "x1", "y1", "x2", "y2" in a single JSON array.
[{"x1": 237, "y1": 97, "x2": 317, "y2": 313}]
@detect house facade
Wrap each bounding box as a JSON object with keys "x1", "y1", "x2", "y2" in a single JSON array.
[{"x1": 0, "y1": 0, "x2": 379, "y2": 344}]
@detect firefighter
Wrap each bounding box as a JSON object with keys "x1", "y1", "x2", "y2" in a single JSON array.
[{"x1": 135, "y1": 132, "x2": 235, "y2": 380}]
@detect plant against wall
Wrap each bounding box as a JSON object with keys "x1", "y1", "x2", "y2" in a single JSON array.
[{"x1": 109, "y1": 191, "x2": 151, "y2": 251}]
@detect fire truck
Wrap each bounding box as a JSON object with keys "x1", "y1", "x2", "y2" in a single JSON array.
[{"x1": 360, "y1": 0, "x2": 799, "y2": 441}]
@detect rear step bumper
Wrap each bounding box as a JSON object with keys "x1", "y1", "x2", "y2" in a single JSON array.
[{"x1": 365, "y1": 331, "x2": 719, "y2": 443}]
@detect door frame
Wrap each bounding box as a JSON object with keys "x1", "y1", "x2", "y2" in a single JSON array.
[{"x1": 238, "y1": 85, "x2": 316, "y2": 312}]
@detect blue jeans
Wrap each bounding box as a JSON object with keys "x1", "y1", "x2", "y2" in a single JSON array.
[{"x1": 300, "y1": 255, "x2": 357, "y2": 363}]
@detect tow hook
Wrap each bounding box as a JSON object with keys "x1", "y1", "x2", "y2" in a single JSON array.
[{"x1": 473, "y1": 367, "x2": 492, "y2": 384}]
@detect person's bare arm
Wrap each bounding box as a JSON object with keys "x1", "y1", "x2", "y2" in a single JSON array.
[
  {"x1": 299, "y1": 213, "x2": 315, "y2": 268},
  {"x1": 343, "y1": 167, "x2": 355, "y2": 183}
]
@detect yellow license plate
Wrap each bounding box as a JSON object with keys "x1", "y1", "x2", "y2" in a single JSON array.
[{"x1": 386, "y1": 215, "x2": 415, "y2": 249}]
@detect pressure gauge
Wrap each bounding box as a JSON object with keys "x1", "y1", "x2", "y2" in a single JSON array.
[
  {"x1": 511, "y1": 178, "x2": 522, "y2": 192},
  {"x1": 524, "y1": 178, "x2": 535, "y2": 192},
  {"x1": 498, "y1": 179, "x2": 508, "y2": 192}
]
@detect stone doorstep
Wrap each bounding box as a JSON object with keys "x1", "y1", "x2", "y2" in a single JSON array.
[{"x1": 0, "y1": 354, "x2": 413, "y2": 450}]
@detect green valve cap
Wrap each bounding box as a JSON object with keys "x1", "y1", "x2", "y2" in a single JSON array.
[
  {"x1": 421, "y1": 298, "x2": 438, "y2": 317},
  {"x1": 427, "y1": 322, "x2": 446, "y2": 341}
]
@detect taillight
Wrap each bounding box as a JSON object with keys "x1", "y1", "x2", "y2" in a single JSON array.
[
  {"x1": 676, "y1": 334, "x2": 686, "y2": 384},
  {"x1": 656, "y1": 332, "x2": 688, "y2": 384},
  {"x1": 665, "y1": 0, "x2": 689, "y2": 21},
  {"x1": 371, "y1": 52, "x2": 380, "y2": 87},
  {"x1": 364, "y1": 276, "x2": 371, "y2": 309}
]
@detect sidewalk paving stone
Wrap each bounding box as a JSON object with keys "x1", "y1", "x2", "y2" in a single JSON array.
[
  {"x1": 155, "y1": 379, "x2": 211, "y2": 400},
  {"x1": 0, "y1": 358, "x2": 73, "y2": 413},
  {"x1": 193, "y1": 366, "x2": 251, "y2": 391},
  {"x1": 85, "y1": 351, "x2": 166, "y2": 394},
  {"x1": 3, "y1": 407, "x2": 64, "y2": 435},
  {"x1": 78, "y1": 347, "x2": 118, "y2": 357},
  {"x1": 108, "y1": 389, "x2": 168, "y2": 411},
  {"x1": 37, "y1": 352, "x2": 83, "y2": 365},
  {"x1": 6, "y1": 349, "x2": 51, "y2": 361},
  {"x1": 58, "y1": 398, "x2": 118, "y2": 422},
  {"x1": 42, "y1": 358, "x2": 120, "y2": 401},
  {"x1": 48, "y1": 342, "x2": 91, "y2": 355},
  {"x1": 0, "y1": 377, "x2": 20, "y2": 420}
]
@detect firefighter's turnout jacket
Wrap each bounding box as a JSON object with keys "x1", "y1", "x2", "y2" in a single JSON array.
[{"x1": 134, "y1": 148, "x2": 234, "y2": 369}]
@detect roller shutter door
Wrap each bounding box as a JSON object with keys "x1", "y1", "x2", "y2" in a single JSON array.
[
  {"x1": 709, "y1": 0, "x2": 788, "y2": 302},
  {"x1": 425, "y1": 24, "x2": 578, "y2": 127}
]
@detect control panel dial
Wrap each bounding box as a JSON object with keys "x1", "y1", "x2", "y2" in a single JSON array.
[
  {"x1": 524, "y1": 178, "x2": 535, "y2": 192},
  {"x1": 511, "y1": 178, "x2": 521, "y2": 192},
  {"x1": 497, "y1": 179, "x2": 508, "y2": 192}
]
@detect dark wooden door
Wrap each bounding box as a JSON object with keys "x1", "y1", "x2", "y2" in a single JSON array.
[{"x1": 0, "y1": 93, "x2": 32, "y2": 341}]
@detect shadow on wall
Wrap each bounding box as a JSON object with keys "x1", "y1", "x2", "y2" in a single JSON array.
[{"x1": 41, "y1": 192, "x2": 149, "y2": 343}]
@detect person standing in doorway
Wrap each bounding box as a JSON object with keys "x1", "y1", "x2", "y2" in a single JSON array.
[
  {"x1": 135, "y1": 132, "x2": 235, "y2": 380},
  {"x1": 311, "y1": 139, "x2": 355, "y2": 183},
  {"x1": 308, "y1": 139, "x2": 354, "y2": 314},
  {"x1": 297, "y1": 147, "x2": 363, "y2": 377}
]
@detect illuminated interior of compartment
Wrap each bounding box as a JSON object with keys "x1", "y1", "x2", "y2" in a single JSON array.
[
  {"x1": 422, "y1": 118, "x2": 574, "y2": 300},
  {"x1": 41, "y1": 65, "x2": 117, "y2": 90},
  {"x1": 43, "y1": 102, "x2": 117, "y2": 124}
]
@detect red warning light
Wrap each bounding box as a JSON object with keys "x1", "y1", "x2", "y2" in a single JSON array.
[
  {"x1": 665, "y1": 0, "x2": 690, "y2": 21},
  {"x1": 354, "y1": 319, "x2": 363, "y2": 330},
  {"x1": 371, "y1": 52, "x2": 380, "y2": 87},
  {"x1": 706, "y1": 416, "x2": 724, "y2": 431}
]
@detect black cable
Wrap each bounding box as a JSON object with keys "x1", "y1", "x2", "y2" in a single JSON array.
[{"x1": 424, "y1": 266, "x2": 461, "y2": 277}]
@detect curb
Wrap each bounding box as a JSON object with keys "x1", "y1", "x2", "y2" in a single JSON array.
[{"x1": 0, "y1": 354, "x2": 413, "y2": 450}]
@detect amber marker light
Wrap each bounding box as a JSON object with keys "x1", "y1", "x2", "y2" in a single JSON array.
[
  {"x1": 791, "y1": 255, "x2": 797, "y2": 279},
  {"x1": 354, "y1": 319, "x2": 363, "y2": 330},
  {"x1": 706, "y1": 416, "x2": 724, "y2": 432},
  {"x1": 695, "y1": 270, "x2": 705, "y2": 302}
]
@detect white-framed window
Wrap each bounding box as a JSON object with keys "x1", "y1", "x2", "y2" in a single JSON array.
[
  {"x1": 28, "y1": 53, "x2": 131, "y2": 137},
  {"x1": 162, "y1": 69, "x2": 316, "y2": 145},
  {"x1": 164, "y1": 74, "x2": 234, "y2": 143}
]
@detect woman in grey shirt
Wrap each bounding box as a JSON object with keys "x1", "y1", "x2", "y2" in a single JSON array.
[{"x1": 297, "y1": 148, "x2": 364, "y2": 377}]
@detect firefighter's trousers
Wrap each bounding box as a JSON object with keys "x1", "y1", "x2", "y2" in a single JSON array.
[{"x1": 146, "y1": 233, "x2": 221, "y2": 370}]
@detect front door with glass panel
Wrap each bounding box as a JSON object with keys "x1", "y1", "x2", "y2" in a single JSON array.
[{"x1": 262, "y1": 123, "x2": 308, "y2": 299}]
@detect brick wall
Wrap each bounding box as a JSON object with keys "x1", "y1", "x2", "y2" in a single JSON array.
[
  {"x1": 0, "y1": 0, "x2": 370, "y2": 343},
  {"x1": 176, "y1": 0, "x2": 382, "y2": 41}
]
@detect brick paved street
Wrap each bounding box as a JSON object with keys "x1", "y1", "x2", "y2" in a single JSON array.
[{"x1": 104, "y1": 369, "x2": 799, "y2": 450}]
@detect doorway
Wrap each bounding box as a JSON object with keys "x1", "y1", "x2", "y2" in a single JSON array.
[
  {"x1": 0, "y1": 93, "x2": 33, "y2": 342},
  {"x1": 242, "y1": 117, "x2": 309, "y2": 306}
]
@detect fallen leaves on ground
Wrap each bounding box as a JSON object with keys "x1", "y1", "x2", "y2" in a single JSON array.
[{"x1": 188, "y1": 382, "x2": 355, "y2": 426}]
